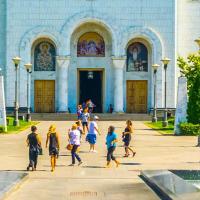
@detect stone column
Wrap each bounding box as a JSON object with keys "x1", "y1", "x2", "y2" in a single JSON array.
[
  {"x1": 56, "y1": 56, "x2": 70, "y2": 112},
  {"x1": 112, "y1": 57, "x2": 126, "y2": 113}
]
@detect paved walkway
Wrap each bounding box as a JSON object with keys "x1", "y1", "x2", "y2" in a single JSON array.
[{"x1": 0, "y1": 121, "x2": 199, "y2": 200}]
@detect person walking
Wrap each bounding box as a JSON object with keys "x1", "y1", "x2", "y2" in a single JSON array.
[
  {"x1": 87, "y1": 99, "x2": 95, "y2": 113},
  {"x1": 86, "y1": 116, "x2": 101, "y2": 152},
  {"x1": 77, "y1": 105, "x2": 83, "y2": 120},
  {"x1": 122, "y1": 120, "x2": 136, "y2": 157},
  {"x1": 106, "y1": 126, "x2": 120, "y2": 168},
  {"x1": 46, "y1": 125, "x2": 60, "y2": 172},
  {"x1": 68, "y1": 124, "x2": 82, "y2": 166},
  {"x1": 26, "y1": 125, "x2": 41, "y2": 171},
  {"x1": 81, "y1": 108, "x2": 90, "y2": 134}
]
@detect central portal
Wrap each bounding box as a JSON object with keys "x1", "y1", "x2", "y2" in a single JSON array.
[{"x1": 78, "y1": 69, "x2": 103, "y2": 113}]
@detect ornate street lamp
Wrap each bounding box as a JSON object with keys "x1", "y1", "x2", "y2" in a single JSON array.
[
  {"x1": 12, "y1": 57, "x2": 21, "y2": 126},
  {"x1": 161, "y1": 57, "x2": 171, "y2": 127},
  {"x1": 152, "y1": 64, "x2": 160, "y2": 123},
  {"x1": 24, "y1": 63, "x2": 32, "y2": 122},
  {"x1": 195, "y1": 38, "x2": 200, "y2": 50}
]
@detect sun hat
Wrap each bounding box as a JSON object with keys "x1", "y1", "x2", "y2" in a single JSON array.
[{"x1": 94, "y1": 116, "x2": 99, "y2": 120}]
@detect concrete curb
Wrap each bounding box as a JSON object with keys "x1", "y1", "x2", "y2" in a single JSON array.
[{"x1": 1, "y1": 173, "x2": 29, "y2": 200}]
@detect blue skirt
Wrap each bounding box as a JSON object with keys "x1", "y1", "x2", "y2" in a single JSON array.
[{"x1": 86, "y1": 134, "x2": 97, "y2": 145}]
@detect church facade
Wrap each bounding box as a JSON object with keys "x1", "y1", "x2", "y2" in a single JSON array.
[{"x1": 0, "y1": 0, "x2": 200, "y2": 113}]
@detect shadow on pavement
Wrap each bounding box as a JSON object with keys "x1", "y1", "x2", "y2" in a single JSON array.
[
  {"x1": 120, "y1": 162, "x2": 141, "y2": 166},
  {"x1": 82, "y1": 166, "x2": 105, "y2": 169},
  {"x1": 1, "y1": 169, "x2": 47, "y2": 172}
]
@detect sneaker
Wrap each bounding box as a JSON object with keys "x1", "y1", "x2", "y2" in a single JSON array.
[
  {"x1": 78, "y1": 161, "x2": 83, "y2": 166},
  {"x1": 92, "y1": 150, "x2": 97, "y2": 153},
  {"x1": 69, "y1": 164, "x2": 75, "y2": 167}
]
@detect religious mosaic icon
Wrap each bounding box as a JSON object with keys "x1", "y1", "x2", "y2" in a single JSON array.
[
  {"x1": 127, "y1": 42, "x2": 148, "y2": 72},
  {"x1": 77, "y1": 32, "x2": 105, "y2": 57},
  {"x1": 34, "y1": 41, "x2": 56, "y2": 71}
]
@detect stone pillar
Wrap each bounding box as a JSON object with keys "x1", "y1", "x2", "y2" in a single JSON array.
[
  {"x1": 112, "y1": 57, "x2": 126, "y2": 113},
  {"x1": 56, "y1": 56, "x2": 70, "y2": 112},
  {"x1": 174, "y1": 76, "x2": 187, "y2": 135}
]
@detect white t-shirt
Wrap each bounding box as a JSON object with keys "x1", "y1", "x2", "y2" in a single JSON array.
[
  {"x1": 81, "y1": 113, "x2": 90, "y2": 122},
  {"x1": 69, "y1": 130, "x2": 81, "y2": 145},
  {"x1": 89, "y1": 121, "x2": 98, "y2": 135}
]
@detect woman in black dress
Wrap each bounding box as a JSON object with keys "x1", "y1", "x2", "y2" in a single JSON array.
[
  {"x1": 122, "y1": 120, "x2": 136, "y2": 157},
  {"x1": 46, "y1": 125, "x2": 60, "y2": 172}
]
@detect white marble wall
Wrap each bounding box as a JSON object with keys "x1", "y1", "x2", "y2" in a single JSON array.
[{"x1": 2, "y1": 0, "x2": 177, "y2": 112}]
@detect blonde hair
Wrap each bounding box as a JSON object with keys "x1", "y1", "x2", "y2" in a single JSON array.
[
  {"x1": 126, "y1": 120, "x2": 132, "y2": 126},
  {"x1": 49, "y1": 125, "x2": 56, "y2": 133},
  {"x1": 72, "y1": 124, "x2": 77, "y2": 130}
]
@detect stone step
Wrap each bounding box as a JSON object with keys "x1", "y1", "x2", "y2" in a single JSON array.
[{"x1": 30, "y1": 113, "x2": 151, "y2": 121}]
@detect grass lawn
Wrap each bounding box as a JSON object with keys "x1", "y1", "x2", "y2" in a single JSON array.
[
  {"x1": 144, "y1": 119, "x2": 175, "y2": 135},
  {"x1": 0, "y1": 117, "x2": 38, "y2": 134}
]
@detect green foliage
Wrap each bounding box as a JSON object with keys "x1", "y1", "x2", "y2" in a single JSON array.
[
  {"x1": 0, "y1": 117, "x2": 38, "y2": 134},
  {"x1": 177, "y1": 53, "x2": 200, "y2": 124},
  {"x1": 179, "y1": 123, "x2": 200, "y2": 136},
  {"x1": 144, "y1": 120, "x2": 174, "y2": 135}
]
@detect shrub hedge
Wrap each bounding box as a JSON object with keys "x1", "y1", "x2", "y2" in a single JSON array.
[{"x1": 179, "y1": 123, "x2": 200, "y2": 136}]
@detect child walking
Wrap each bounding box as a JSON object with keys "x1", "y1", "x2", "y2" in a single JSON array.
[{"x1": 81, "y1": 108, "x2": 90, "y2": 134}]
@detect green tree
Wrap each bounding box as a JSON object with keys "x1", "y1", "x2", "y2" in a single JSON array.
[{"x1": 177, "y1": 52, "x2": 200, "y2": 124}]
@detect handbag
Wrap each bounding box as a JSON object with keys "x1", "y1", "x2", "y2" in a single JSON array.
[
  {"x1": 66, "y1": 144, "x2": 73, "y2": 151},
  {"x1": 37, "y1": 145, "x2": 43, "y2": 155}
]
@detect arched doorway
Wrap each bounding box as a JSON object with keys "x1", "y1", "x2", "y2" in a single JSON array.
[
  {"x1": 77, "y1": 32, "x2": 105, "y2": 112},
  {"x1": 69, "y1": 22, "x2": 113, "y2": 113},
  {"x1": 126, "y1": 41, "x2": 150, "y2": 113},
  {"x1": 32, "y1": 39, "x2": 56, "y2": 113}
]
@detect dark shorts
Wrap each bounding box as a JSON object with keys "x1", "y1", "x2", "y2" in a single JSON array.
[{"x1": 82, "y1": 122, "x2": 88, "y2": 127}]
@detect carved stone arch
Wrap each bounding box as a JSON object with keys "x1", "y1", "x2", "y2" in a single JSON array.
[
  {"x1": 70, "y1": 23, "x2": 112, "y2": 57},
  {"x1": 18, "y1": 26, "x2": 65, "y2": 63},
  {"x1": 122, "y1": 26, "x2": 164, "y2": 108},
  {"x1": 60, "y1": 10, "x2": 121, "y2": 55},
  {"x1": 121, "y1": 26, "x2": 164, "y2": 64}
]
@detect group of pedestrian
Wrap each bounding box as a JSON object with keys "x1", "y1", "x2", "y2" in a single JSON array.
[
  {"x1": 77, "y1": 99, "x2": 95, "y2": 117},
  {"x1": 26, "y1": 119, "x2": 136, "y2": 172}
]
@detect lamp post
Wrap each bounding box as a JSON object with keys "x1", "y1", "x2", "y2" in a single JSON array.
[
  {"x1": 195, "y1": 38, "x2": 200, "y2": 50},
  {"x1": 161, "y1": 57, "x2": 171, "y2": 127},
  {"x1": 24, "y1": 63, "x2": 32, "y2": 122},
  {"x1": 12, "y1": 57, "x2": 21, "y2": 126},
  {"x1": 152, "y1": 64, "x2": 160, "y2": 123}
]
